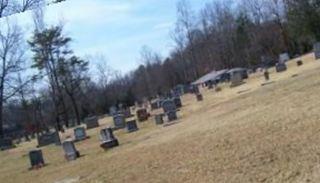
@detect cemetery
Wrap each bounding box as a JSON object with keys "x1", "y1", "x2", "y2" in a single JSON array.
[{"x1": 2, "y1": 53, "x2": 320, "y2": 182}]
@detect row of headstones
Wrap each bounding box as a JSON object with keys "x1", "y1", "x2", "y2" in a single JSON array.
[
  {"x1": 29, "y1": 98, "x2": 186, "y2": 170},
  {"x1": 29, "y1": 126, "x2": 119, "y2": 170}
]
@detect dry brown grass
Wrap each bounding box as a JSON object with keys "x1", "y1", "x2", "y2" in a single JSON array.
[{"x1": 1, "y1": 53, "x2": 320, "y2": 183}]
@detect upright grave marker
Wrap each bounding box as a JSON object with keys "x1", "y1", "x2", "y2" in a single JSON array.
[
  {"x1": 62, "y1": 140, "x2": 80, "y2": 161},
  {"x1": 162, "y1": 99, "x2": 178, "y2": 123},
  {"x1": 154, "y1": 114, "x2": 164, "y2": 125},
  {"x1": 196, "y1": 93, "x2": 203, "y2": 101},
  {"x1": 173, "y1": 97, "x2": 182, "y2": 108},
  {"x1": 113, "y1": 114, "x2": 126, "y2": 129},
  {"x1": 230, "y1": 72, "x2": 244, "y2": 87},
  {"x1": 275, "y1": 63, "x2": 287, "y2": 72},
  {"x1": 126, "y1": 120, "x2": 139, "y2": 133},
  {"x1": 136, "y1": 109, "x2": 149, "y2": 122},
  {"x1": 100, "y1": 128, "x2": 119, "y2": 150},
  {"x1": 84, "y1": 116, "x2": 99, "y2": 129},
  {"x1": 37, "y1": 131, "x2": 61, "y2": 147},
  {"x1": 314, "y1": 42, "x2": 320, "y2": 59},
  {"x1": 74, "y1": 127, "x2": 87, "y2": 142},
  {"x1": 29, "y1": 149, "x2": 45, "y2": 169},
  {"x1": 264, "y1": 70, "x2": 270, "y2": 81}
]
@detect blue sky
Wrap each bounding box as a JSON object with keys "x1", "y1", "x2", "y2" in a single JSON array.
[{"x1": 3, "y1": 0, "x2": 209, "y2": 73}]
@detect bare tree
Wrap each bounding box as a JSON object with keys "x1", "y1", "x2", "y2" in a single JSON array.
[{"x1": 0, "y1": 21, "x2": 26, "y2": 138}]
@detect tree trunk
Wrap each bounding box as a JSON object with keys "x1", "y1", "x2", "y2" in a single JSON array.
[{"x1": 69, "y1": 94, "x2": 81, "y2": 125}]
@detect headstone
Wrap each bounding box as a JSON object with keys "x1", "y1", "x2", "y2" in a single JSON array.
[
  {"x1": 109, "y1": 106, "x2": 117, "y2": 116},
  {"x1": 0, "y1": 138, "x2": 14, "y2": 151},
  {"x1": 29, "y1": 150, "x2": 45, "y2": 169},
  {"x1": 196, "y1": 93, "x2": 203, "y2": 101},
  {"x1": 37, "y1": 131, "x2": 61, "y2": 147},
  {"x1": 123, "y1": 108, "x2": 132, "y2": 118},
  {"x1": 126, "y1": 120, "x2": 139, "y2": 133},
  {"x1": 62, "y1": 140, "x2": 80, "y2": 161},
  {"x1": 113, "y1": 114, "x2": 126, "y2": 129},
  {"x1": 100, "y1": 128, "x2": 119, "y2": 150},
  {"x1": 264, "y1": 70, "x2": 270, "y2": 81},
  {"x1": 275, "y1": 63, "x2": 287, "y2": 72},
  {"x1": 74, "y1": 127, "x2": 87, "y2": 142},
  {"x1": 190, "y1": 85, "x2": 199, "y2": 94},
  {"x1": 230, "y1": 72, "x2": 244, "y2": 87},
  {"x1": 173, "y1": 97, "x2": 182, "y2": 108},
  {"x1": 136, "y1": 109, "x2": 149, "y2": 122},
  {"x1": 167, "y1": 111, "x2": 177, "y2": 122},
  {"x1": 162, "y1": 100, "x2": 176, "y2": 113},
  {"x1": 279, "y1": 53, "x2": 290, "y2": 63},
  {"x1": 314, "y1": 42, "x2": 320, "y2": 59},
  {"x1": 297, "y1": 60, "x2": 303, "y2": 66},
  {"x1": 154, "y1": 114, "x2": 164, "y2": 125},
  {"x1": 84, "y1": 116, "x2": 99, "y2": 129},
  {"x1": 151, "y1": 99, "x2": 162, "y2": 110}
]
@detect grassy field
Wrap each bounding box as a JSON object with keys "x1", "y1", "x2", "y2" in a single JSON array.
[{"x1": 1, "y1": 53, "x2": 320, "y2": 183}]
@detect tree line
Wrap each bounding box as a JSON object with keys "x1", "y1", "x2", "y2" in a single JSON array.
[{"x1": 0, "y1": 0, "x2": 320, "y2": 138}]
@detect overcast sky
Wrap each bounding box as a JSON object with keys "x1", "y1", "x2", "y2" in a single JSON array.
[{"x1": 2, "y1": 0, "x2": 208, "y2": 73}]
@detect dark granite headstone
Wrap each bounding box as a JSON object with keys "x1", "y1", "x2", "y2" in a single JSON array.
[
  {"x1": 155, "y1": 114, "x2": 164, "y2": 125},
  {"x1": 113, "y1": 114, "x2": 126, "y2": 129},
  {"x1": 136, "y1": 109, "x2": 149, "y2": 122},
  {"x1": 84, "y1": 116, "x2": 99, "y2": 129},
  {"x1": 196, "y1": 93, "x2": 203, "y2": 101},
  {"x1": 37, "y1": 131, "x2": 61, "y2": 147},
  {"x1": 173, "y1": 97, "x2": 182, "y2": 108},
  {"x1": 100, "y1": 128, "x2": 119, "y2": 150},
  {"x1": 74, "y1": 127, "x2": 87, "y2": 141},
  {"x1": 62, "y1": 140, "x2": 80, "y2": 161},
  {"x1": 162, "y1": 100, "x2": 176, "y2": 113},
  {"x1": 29, "y1": 149, "x2": 45, "y2": 169},
  {"x1": 167, "y1": 111, "x2": 178, "y2": 122},
  {"x1": 0, "y1": 138, "x2": 14, "y2": 151},
  {"x1": 126, "y1": 120, "x2": 139, "y2": 133},
  {"x1": 29, "y1": 150, "x2": 45, "y2": 169},
  {"x1": 276, "y1": 63, "x2": 287, "y2": 72},
  {"x1": 264, "y1": 70, "x2": 270, "y2": 81}
]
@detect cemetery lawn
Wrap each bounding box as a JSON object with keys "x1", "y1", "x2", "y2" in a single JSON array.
[{"x1": 2, "y1": 53, "x2": 320, "y2": 183}]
